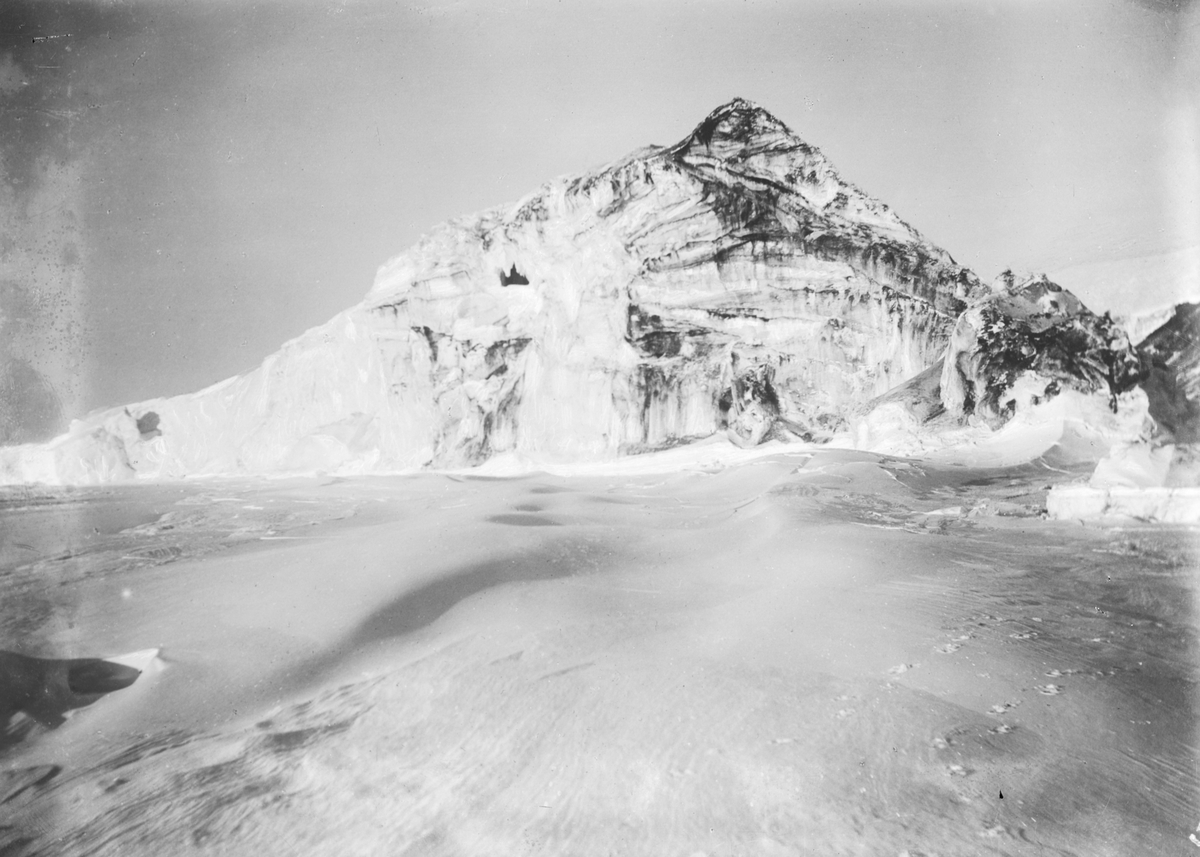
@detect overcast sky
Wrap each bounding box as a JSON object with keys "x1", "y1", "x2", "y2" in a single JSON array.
[{"x1": 0, "y1": 0, "x2": 1196, "y2": 438}]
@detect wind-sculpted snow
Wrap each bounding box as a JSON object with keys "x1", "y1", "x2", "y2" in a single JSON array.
[{"x1": 0, "y1": 99, "x2": 988, "y2": 484}]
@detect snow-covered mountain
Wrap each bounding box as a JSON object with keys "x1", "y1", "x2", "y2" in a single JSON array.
[
  {"x1": 4, "y1": 99, "x2": 1190, "y2": 486},
  {"x1": 2, "y1": 99, "x2": 994, "y2": 483}
]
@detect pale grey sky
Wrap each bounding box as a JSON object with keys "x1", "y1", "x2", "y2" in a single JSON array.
[{"x1": 0, "y1": 0, "x2": 1196, "y2": 438}]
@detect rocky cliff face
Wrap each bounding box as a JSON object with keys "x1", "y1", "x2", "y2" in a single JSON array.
[{"x1": 2, "y1": 99, "x2": 987, "y2": 482}]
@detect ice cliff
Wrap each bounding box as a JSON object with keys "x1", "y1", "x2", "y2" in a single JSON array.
[
  {"x1": 4, "y1": 100, "x2": 1190, "y2": 486},
  {"x1": 2, "y1": 99, "x2": 992, "y2": 483},
  {"x1": 851, "y1": 273, "x2": 1185, "y2": 470}
]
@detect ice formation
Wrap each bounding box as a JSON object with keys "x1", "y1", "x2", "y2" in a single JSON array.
[
  {"x1": 0, "y1": 100, "x2": 1193, "y2": 490},
  {"x1": 0, "y1": 100, "x2": 984, "y2": 483},
  {"x1": 853, "y1": 273, "x2": 1156, "y2": 461},
  {"x1": 1042, "y1": 303, "x2": 1200, "y2": 521}
]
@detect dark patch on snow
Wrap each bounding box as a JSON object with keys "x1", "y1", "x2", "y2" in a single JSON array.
[
  {"x1": 499, "y1": 264, "x2": 529, "y2": 287},
  {"x1": 704, "y1": 306, "x2": 771, "y2": 323},
  {"x1": 529, "y1": 485, "x2": 574, "y2": 495},
  {"x1": 487, "y1": 514, "x2": 560, "y2": 527},
  {"x1": 370, "y1": 298, "x2": 407, "y2": 317},
  {"x1": 260, "y1": 718, "x2": 354, "y2": 753},
  {"x1": 484, "y1": 337, "x2": 531, "y2": 378},
  {"x1": 586, "y1": 494, "x2": 638, "y2": 505},
  {"x1": 412, "y1": 326, "x2": 440, "y2": 362},
  {"x1": 733, "y1": 362, "x2": 781, "y2": 412},
  {"x1": 627, "y1": 305, "x2": 717, "y2": 359},
  {"x1": 1137, "y1": 302, "x2": 1200, "y2": 441},
  {"x1": 1, "y1": 651, "x2": 141, "y2": 737},
  {"x1": 638, "y1": 330, "x2": 683, "y2": 359},
  {"x1": 626, "y1": 304, "x2": 663, "y2": 341},
  {"x1": 0, "y1": 765, "x2": 61, "y2": 810},
  {"x1": 135, "y1": 411, "x2": 161, "y2": 439},
  {"x1": 275, "y1": 543, "x2": 600, "y2": 690},
  {"x1": 975, "y1": 306, "x2": 1144, "y2": 415},
  {"x1": 680, "y1": 97, "x2": 794, "y2": 154}
]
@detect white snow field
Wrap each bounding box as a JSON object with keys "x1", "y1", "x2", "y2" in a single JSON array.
[{"x1": 1, "y1": 444, "x2": 1196, "y2": 856}]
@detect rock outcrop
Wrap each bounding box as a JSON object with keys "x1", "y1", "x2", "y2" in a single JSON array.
[
  {"x1": 1136, "y1": 302, "x2": 1199, "y2": 442},
  {"x1": 939, "y1": 272, "x2": 1145, "y2": 425},
  {"x1": 1, "y1": 99, "x2": 987, "y2": 483},
  {"x1": 851, "y1": 272, "x2": 1158, "y2": 466}
]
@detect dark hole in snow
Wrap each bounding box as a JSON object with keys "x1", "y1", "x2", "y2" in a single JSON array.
[
  {"x1": 499, "y1": 265, "x2": 529, "y2": 287},
  {"x1": 136, "y1": 411, "x2": 161, "y2": 438}
]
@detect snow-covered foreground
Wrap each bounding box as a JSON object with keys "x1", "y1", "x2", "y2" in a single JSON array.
[{"x1": 1, "y1": 449, "x2": 1197, "y2": 856}]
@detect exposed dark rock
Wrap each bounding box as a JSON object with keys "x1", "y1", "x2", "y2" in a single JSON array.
[
  {"x1": 135, "y1": 411, "x2": 161, "y2": 438},
  {"x1": 721, "y1": 359, "x2": 782, "y2": 446},
  {"x1": 1137, "y1": 302, "x2": 1200, "y2": 441},
  {"x1": 499, "y1": 264, "x2": 529, "y2": 287},
  {"x1": 412, "y1": 326, "x2": 440, "y2": 362},
  {"x1": 941, "y1": 274, "x2": 1145, "y2": 424},
  {"x1": 1, "y1": 651, "x2": 141, "y2": 731}
]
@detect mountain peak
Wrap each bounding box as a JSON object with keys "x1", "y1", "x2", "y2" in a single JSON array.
[{"x1": 676, "y1": 98, "x2": 801, "y2": 159}]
